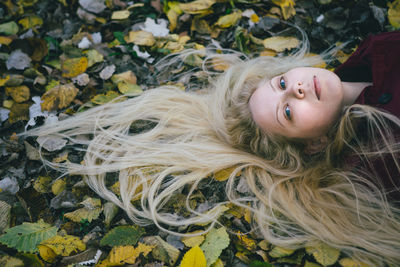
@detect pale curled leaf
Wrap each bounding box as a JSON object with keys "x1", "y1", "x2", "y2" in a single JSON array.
[{"x1": 263, "y1": 36, "x2": 300, "y2": 52}]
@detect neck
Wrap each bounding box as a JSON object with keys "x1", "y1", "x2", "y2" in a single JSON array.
[{"x1": 341, "y1": 81, "x2": 372, "y2": 106}]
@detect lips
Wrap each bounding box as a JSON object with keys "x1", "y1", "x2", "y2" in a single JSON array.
[{"x1": 313, "y1": 75, "x2": 321, "y2": 100}]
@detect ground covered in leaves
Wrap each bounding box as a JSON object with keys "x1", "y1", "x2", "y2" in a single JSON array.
[{"x1": 0, "y1": 0, "x2": 399, "y2": 266}]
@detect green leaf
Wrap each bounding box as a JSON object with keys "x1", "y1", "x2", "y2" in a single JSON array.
[
  {"x1": 100, "y1": 225, "x2": 145, "y2": 247},
  {"x1": 0, "y1": 220, "x2": 57, "y2": 253},
  {"x1": 200, "y1": 227, "x2": 230, "y2": 267},
  {"x1": 249, "y1": 261, "x2": 273, "y2": 267},
  {"x1": 0, "y1": 21, "x2": 19, "y2": 35}
]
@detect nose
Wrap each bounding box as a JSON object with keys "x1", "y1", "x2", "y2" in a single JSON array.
[{"x1": 292, "y1": 81, "x2": 305, "y2": 99}]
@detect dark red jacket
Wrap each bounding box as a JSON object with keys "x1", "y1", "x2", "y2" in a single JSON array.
[{"x1": 335, "y1": 31, "x2": 400, "y2": 202}]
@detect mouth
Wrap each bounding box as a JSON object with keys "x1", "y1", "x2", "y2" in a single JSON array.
[{"x1": 313, "y1": 75, "x2": 321, "y2": 100}]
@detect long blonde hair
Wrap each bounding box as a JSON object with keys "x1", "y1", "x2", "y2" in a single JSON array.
[{"x1": 25, "y1": 41, "x2": 400, "y2": 265}]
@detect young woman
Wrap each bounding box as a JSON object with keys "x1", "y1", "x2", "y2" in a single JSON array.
[{"x1": 26, "y1": 31, "x2": 400, "y2": 265}]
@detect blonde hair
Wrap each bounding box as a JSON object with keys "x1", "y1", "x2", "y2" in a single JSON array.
[{"x1": 25, "y1": 41, "x2": 400, "y2": 265}]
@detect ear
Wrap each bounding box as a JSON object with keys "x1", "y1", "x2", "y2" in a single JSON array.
[{"x1": 304, "y1": 135, "x2": 328, "y2": 155}]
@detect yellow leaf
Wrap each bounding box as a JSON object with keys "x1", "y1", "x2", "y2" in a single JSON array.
[
  {"x1": 191, "y1": 17, "x2": 212, "y2": 34},
  {"x1": 181, "y1": 231, "x2": 205, "y2": 248},
  {"x1": 39, "y1": 235, "x2": 86, "y2": 257},
  {"x1": 18, "y1": 15, "x2": 43, "y2": 30},
  {"x1": 111, "y1": 70, "x2": 142, "y2": 95},
  {"x1": 125, "y1": 31, "x2": 155, "y2": 46},
  {"x1": 33, "y1": 176, "x2": 53, "y2": 193},
  {"x1": 179, "y1": 0, "x2": 216, "y2": 14},
  {"x1": 41, "y1": 83, "x2": 79, "y2": 111},
  {"x1": 271, "y1": 0, "x2": 296, "y2": 20},
  {"x1": 0, "y1": 255, "x2": 25, "y2": 266},
  {"x1": 5, "y1": 85, "x2": 30, "y2": 103},
  {"x1": 269, "y1": 246, "x2": 295, "y2": 258},
  {"x1": 339, "y1": 258, "x2": 370, "y2": 267},
  {"x1": 8, "y1": 102, "x2": 29, "y2": 123},
  {"x1": 102, "y1": 243, "x2": 155, "y2": 265},
  {"x1": 180, "y1": 246, "x2": 206, "y2": 267},
  {"x1": 250, "y1": 14, "x2": 260, "y2": 23},
  {"x1": 235, "y1": 251, "x2": 251, "y2": 264},
  {"x1": 210, "y1": 57, "x2": 230, "y2": 71},
  {"x1": 388, "y1": 0, "x2": 400, "y2": 28},
  {"x1": 61, "y1": 57, "x2": 88, "y2": 78},
  {"x1": 0, "y1": 75, "x2": 10, "y2": 86},
  {"x1": 0, "y1": 36, "x2": 13, "y2": 46},
  {"x1": 166, "y1": 2, "x2": 182, "y2": 31},
  {"x1": 84, "y1": 49, "x2": 104, "y2": 67},
  {"x1": 51, "y1": 179, "x2": 66, "y2": 195},
  {"x1": 306, "y1": 242, "x2": 340, "y2": 266},
  {"x1": 38, "y1": 244, "x2": 57, "y2": 262},
  {"x1": 263, "y1": 36, "x2": 300, "y2": 52},
  {"x1": 236, "y1": 231, "x2": 257, "y2": 250},
  {"x1": 91, "y1": 91, "x2": 121, "y2": 105},
  {"x1": 64, "y1": 197, "x2": 102, "y2": 223},
  {"x1": 215, "y1": 11, "x2": 242, "y2": 28},
  {"x1": 214, "y1": 166, "x2": 241, "y2": 182},
  {"x1": 111, "y1": 10, "x2": 131, "y2": 20}
]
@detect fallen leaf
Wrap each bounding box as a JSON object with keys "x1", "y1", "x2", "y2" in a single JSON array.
[
  {"x1": 99, "y1": 64, "x2": 116, "y2": 80},
  {"x1": 36, "y1": 136, "x2": 68, "y2": 152},
  {"x1": 143, "y1": 236, "x2": 180, "y2": 266},
  {"x1": 64, "y1": 197, "x2": 102, "y2": 223},
  {"x1": 269, "y1": 246, "x2": 295, "y2": 258},
  {"x1": 236, "y1": 231, "x2": 257, "y2": 251},
  {"x1": 5, "y1": 86, "x2": 30, "y2": 103},
  {"x1": 18, "y1": 15, "x2": 43, "y2": 30},
  {"x1": 98, "y1": 243, "x2": 154, "y2": 266},
  {"x1": 6, "y1": 49, "x2": 31, "y2": 70},
  {"x1": 84, "y1": 49, "x2": 104, "y2": 67},
  {"x1": 33, "y1": 176, "x2": 53, "y2": 194},
  {"x1": 200, "y1": 227, "x2": 230, "y2": 267},
  {"x1": 191, "y1": 17, "x2": 212, "y2": 34},
  {"x1": 28, "y1": 38, "x2": 48, "y2": 61},
  {"x1": 306, "y1": 242, "x2": 340, "y2": 266},
  {"x1": 140, "y1": 17, "x2": 169, "y2": 37},
  {"x1": 52, "y1": 179, "x2": 66, "y2": 195},
  {"x1": 179, "y1": 0, "x2": 216, "y2": 14},
  {"x1": 61, "y1": 57, "x2": 88, "y2": 78},
  {"x1": 41, "y1": 83, "x2": 79, "y2": 111},
  {"x1": 181, "y1": 231, "x2": 205, "y2": 248},
  {"x1": 339, "y1": 258, "x2": 370, "y2": 267},
  {"x1": 388, "y1": 0, "x2": 400, "y2": 29},
  {"x1": 0, "y1": 21, "x2": 19, "y2": 35},
  {"x1": 111, "y1": 10, "x2": 130, "y2": 20},
  {"x1": 215, "y1": 11, "x2": 242, "y2": 28},
  {"x1": 103, "y1": 202, "x2": 119, "y2": 227},
  {"x1": 0, "y1": 220, "x2": 57, "y2": 253},
  {"x1": 0, "y1": 255, "x2": 24, "y2": 267},
  {"x1": 0, "y1": 36, "x2": 13, "y2": 45},
  {"x1": 0, "y1": 201, "x2": 11, "y2": 234},
  {"x1": 263, "y1": 36, "x2": 300, "y2": 52},
  {"x1": 79, "y1": 0, "x2": 106, "y2": 14},
  {"x1": 214, "y1": 166, "x2": 241, "y2": 181},
  {"x1": 39, "y1": 235, "x2": 86, "y2": 263},
  {"x1": 271, "y1": 0, "x2": 296, "y2": 20},
  {"x1": 100, "y1": 225, "x2": 145, "y2": 247},
  {"x1": 9, "y1": 102, "x2": 30, "y2": 123},
  {"x1": 125, "y1": 30, "x2": 156, "y2": 46},
  {"x1": 166, "y1": 2, "x2": 182, "y2": 31},
  {"x1": 180, "y1": 246, "x2": 206, "y2": 267},
  {"x1": 91, "y1": 91, "x2": 121, "y2": 105}
]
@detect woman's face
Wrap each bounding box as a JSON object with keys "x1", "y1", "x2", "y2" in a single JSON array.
[{"x1": 249, "y1": 67, "x2": 344, "y2": 139}]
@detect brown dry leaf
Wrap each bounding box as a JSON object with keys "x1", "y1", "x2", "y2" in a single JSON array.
[
  {"x1": 5, "y1": 85, "x2": 30, "y2": 103},
  {"x1": 271, "y1": 0, "x2": 296, "y2": 20},
  {"x1": 236, "y1": 231, "x2": 257, "y2": 251},
  {"x1": 18, "y1": 15, "x2": 43, "y2": 30},
  {"x1": 125, "y1": 31, "x2": 155, "y2": 46},
  {"x1": 61, "y1": 57, "x2": 88, "y2": 78},
  {"x1": 263, "y1": 36, "x2": 300, "y2": 52},
  {"x1": 215, "y1": 11, "x2": 242, "y2": 28},
  {"x1": 41, "y1": 83, "x2": 79, "y2": 111},
  {"x1": 191, "y1": 17, "x2": 212, "y2": 34},
  {"x1": 388, "y1": 0, "x2": 400, "y2": 29},
  {"x1": 8, "y1": 102, "x2": 29, "y2": 123},
  {"x1": 28, "y1": 38, "x2": 48, "y2": 61}
]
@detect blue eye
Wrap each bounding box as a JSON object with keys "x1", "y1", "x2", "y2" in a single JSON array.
[
  {"x1": 279, "y1": 76, "x2": 286, "y2": 90},
  {"x1": 285, "y1": 105, "x2": 291, "y2": 119}
]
